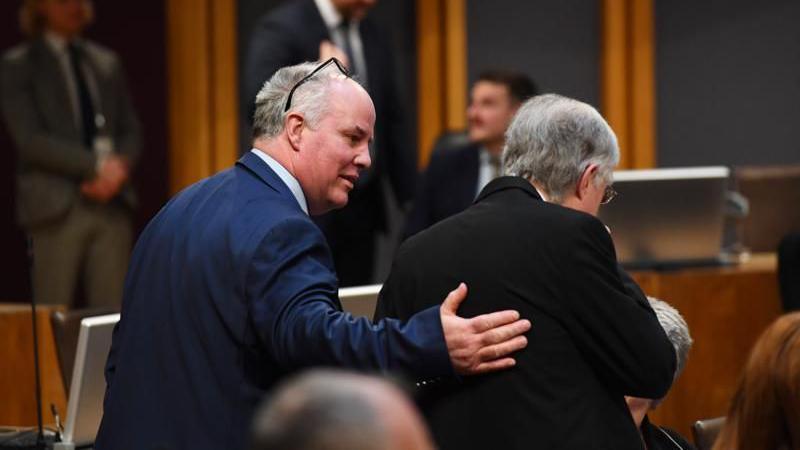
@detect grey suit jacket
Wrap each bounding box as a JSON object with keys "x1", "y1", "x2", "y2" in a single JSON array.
[{"x1": 1, "y1": 37, "x2": 141, "y2": 227}]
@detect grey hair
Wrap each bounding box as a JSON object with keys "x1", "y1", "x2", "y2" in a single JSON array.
[
  {"x1": 502, "y1": 94, "x2": 620, "y2": 203},
  {"x1": 252, "y1": 61, "x2": 349, "y2": 140},
  {"x1": 648, "y1": 297, "x2": 693, "y2": 379},
  {"x1": 249, "y1": 370, "x2": 387, "y2": 450}
]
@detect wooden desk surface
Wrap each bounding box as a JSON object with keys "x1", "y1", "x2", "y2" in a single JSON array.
[
  {"x1": 0, "y1": 304, "x2": 66, "y2": 427},
  {"x1": 631, "y1": 253, "x2": 782, "y2": 437}
]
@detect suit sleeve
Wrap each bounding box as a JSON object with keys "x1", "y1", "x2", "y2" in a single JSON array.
[
  {"x1": 558, "y1": 215, "x2": 676, "y2": 398},
  {"x1": 0, "y1": 55, "x2": 96, "y2": 179},
  {"x1": 246, "y1": 216, "x2": 453, "y2": 379}
]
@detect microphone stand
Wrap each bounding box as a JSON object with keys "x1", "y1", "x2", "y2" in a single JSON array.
[{"x1": 27, "y1": 238, "x2": 46, "y2": 450}]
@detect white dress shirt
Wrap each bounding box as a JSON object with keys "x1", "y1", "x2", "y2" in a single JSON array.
[
  {"x1": 313, "y1": 0, "x2": 368, "y2": 84},
  {"x1": 251, "y1": 149, "x2": 309, "y2": 215},
  {"x1": 476, "y1": 147, "x2": 503, "y2": 196}
]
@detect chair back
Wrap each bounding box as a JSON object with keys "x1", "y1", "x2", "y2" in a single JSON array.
[{"x1": 692, "y1": 417, "x2": 725, "y2": 450}]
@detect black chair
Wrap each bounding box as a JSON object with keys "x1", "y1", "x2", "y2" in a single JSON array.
[
  {"x1": 431, "y1": 130, "x2": 469, "y2": 155},
  {"x1": 50, "y1": 307, "x2": 118, "y2": 394},
  {"x1": 692, "y1": 417, "x2": 725, "y2": 450}
]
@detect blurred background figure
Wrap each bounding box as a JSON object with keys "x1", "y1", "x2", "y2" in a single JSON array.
[
  {"x1": 404, "y1": 70, "x2": 536, "y2": 238},
  {"x1": 243, "y1": 0, "x2": 415, "y2": 286},
  {"x1": 0, "y1": 0, "x2": 141, "y2": 308},
  {"x1": 712, "y1": 312, "x2": 800, "y2": 450},
  {"x1": 249, "y1": 370, "x2": 435, "y2": 450},
  {"x1": 626, "y1": 297, "x2": 696, "y2": 450}
]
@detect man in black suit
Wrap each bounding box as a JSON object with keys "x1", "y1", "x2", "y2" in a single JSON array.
[
  {"x1": 376, "y1": 94, "x2": 676, "y2": 450},
  {"x1": 404, "y1": 70, "x2": 536, "y2": 238},
  {"x1": 244, "y1": 0, "x2": 415, "y2": 286}
]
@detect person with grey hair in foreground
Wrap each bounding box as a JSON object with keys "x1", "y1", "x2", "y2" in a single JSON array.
[
  {"x1": 250, "y1": 370, "x2": 435, "y2": 450},
  {"x1": 626, "y1": 297, "x2": 696, "y2": 450},
  {"x1": 94, "y1": 59, "x2": 531, "y2": 450},
  {"x1": 375, "y1": 93, "x2": 676, "y2": 450}
]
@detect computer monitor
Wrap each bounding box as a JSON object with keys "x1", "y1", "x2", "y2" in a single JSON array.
[
  {"x1": 599, "y1": 166, "x2": 730, "y2": 268},
  {"x1": 60, "y1": 313, "x2": 119, "y2": 447}
]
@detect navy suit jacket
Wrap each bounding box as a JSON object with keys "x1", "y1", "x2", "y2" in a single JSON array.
[
  {"x1": 94, "y1": 152, "x2": 451, "y2": 450},
  {"x1": 405, "y1": 142, "x2": 482, "y2": 238}
]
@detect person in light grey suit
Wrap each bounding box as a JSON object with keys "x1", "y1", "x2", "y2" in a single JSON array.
[{"x1": 0, "y1": 0, "x2": 141, "y2": 308}]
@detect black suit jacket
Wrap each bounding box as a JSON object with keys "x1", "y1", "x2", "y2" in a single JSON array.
[
  {"x1": 376, "y1": 177, "x2": 676, "y2": 450},
  {"x1": 404, "y1": 141, "x2": 481, "y2": 238},
  {"x1": 243, "y1": 0, "x2": 416, "y2": 227}
]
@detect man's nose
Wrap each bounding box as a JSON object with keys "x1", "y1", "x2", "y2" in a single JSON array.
[{"x1": 355, "y1": 143, "x2": 372, "y2": 169}]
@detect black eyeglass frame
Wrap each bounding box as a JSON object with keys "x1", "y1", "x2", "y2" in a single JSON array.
[{"x1": 283, "y1": 57, "x2": 350, "y2": 113}]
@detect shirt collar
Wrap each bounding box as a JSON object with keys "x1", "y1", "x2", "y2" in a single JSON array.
[
  {"x1": 314, "y1": 0, "x2": 343, "y2": 30},
  {"x1": 250, "y1": 149, "x2": 309, "y2": 215},
  {"x1": 44, "y1": 31, "x2": 69, "y2": 54},
  {"x1": 533, "y1": 185, "x2": 550, "y2": 202}
]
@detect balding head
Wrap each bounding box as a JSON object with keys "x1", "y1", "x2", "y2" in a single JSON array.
[
  {"x1": 251, "y1": 60, "x2": 375, "y2": 215},
  {"x1": 250, "y1": 370, "x2": 434, "y2": 450}
]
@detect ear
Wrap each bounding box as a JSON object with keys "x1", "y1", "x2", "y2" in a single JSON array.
[
  {"x1": 285, "y1": 112, "x2": 305, "y2": 151},
  {"x1": 576, "y1": 164, "x2": 599, "y2": 200}
]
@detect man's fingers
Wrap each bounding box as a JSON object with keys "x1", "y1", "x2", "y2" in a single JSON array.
[
  {"x1": 469, "y1": 310, "x2": 524, "y2": 333},
  {"x1": 440, "y1": 283, "x2": 468, "y2": 315},
  {"x1": 476, "y1": 335, "x2": 528, "y2": 362},
  {"x1": 469, "y1": 358, "x2": 517, "y2": 375},
  {"x1": 478, "y1": 318, "x2": 530, "y2": 345}
]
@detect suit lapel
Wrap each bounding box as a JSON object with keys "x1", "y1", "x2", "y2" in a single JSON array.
[
  {"x1": 30, "y1": 39, "x2": 78, "y2": 138},
  {"x1": 81, "y1": 44, "x2": 110, "y2": 121},
  {"x1": 303, "y1": 0, "x2": 332, "y2": 55},
  {"x1": 236, "y1": 151, "x2": 299, "y2": 204},
  {"x1": 464, "y1": 144, "x2": 481, "y2": 202}
]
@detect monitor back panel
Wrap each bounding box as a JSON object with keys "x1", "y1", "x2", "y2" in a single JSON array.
[{"x1": 599, "y1": 167, "x2": 729, "y2": 268}]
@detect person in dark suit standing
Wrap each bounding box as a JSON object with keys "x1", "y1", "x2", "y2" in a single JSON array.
[
  {"x1": 376, "y1": 94, "x2": 676, "y2": 450},
  {"x1": 244, "y1": 0, "x2": 415, "y2": 286},
  {"x1": 0, "y1": 0, "x2": 141, "y2": 308},
  {"x1": 94, "y1": 61, "x2": 531, "y2": 450},
  {"x1": 404, "y1": 71, "x2": 536, "y2": 238}
]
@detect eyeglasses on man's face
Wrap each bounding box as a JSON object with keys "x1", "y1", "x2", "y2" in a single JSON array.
[
  {"x1": 601, "y1": 185, "x2": 617, "y2": 205},
  {"x1": 283, "y1": 57, "x2": 350, "y2": 113}
]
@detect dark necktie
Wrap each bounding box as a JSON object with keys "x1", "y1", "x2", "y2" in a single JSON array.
[
  {"x1": 67, "y1": 42, "x2": 96, "y2": 149},
  {"x1": 337, "y1": 21, "x2": 357, "y2": 75}
]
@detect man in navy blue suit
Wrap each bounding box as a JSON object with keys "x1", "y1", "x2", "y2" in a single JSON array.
[{"x1": 94, "y1": 59, "x2": 531, "y2": 450}]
